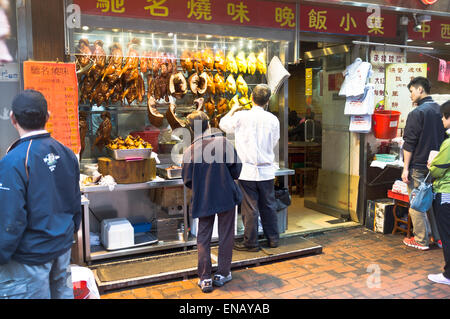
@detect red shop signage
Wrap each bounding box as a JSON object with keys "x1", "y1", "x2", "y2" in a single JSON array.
[
  {"x1": 408, "y1": 18, "x2": 450, "y2": 42},
  {"x1": 74, "y1": 0, "x2": 296, "y2": 30},
  {"x1": 299, "y1": 5, "x2": 397, "y2": 38}
]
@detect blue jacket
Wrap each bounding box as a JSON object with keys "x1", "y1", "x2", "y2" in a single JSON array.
[
  {"x1": 403, "y1": 96, "x2": 446, "y2": 170},
  {"x1": 0, "y1": 133, "x2": 81, "y2": 265},
  {"x1": 182, "y1": 132, "x2": 242, "y2": 218}
]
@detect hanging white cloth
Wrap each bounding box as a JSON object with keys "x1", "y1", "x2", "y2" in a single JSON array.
[{"x1": 339, "y1": 58, "x2": 372, "y2": 97}]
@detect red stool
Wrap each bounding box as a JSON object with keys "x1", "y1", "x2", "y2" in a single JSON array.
[{"x1": 388, "y1": 190, "x2": 412, "y2": 238}]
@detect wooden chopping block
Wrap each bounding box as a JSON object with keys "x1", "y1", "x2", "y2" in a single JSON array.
[{"x1": 98, "y1": 157, "x2": 156, "y2": 184}]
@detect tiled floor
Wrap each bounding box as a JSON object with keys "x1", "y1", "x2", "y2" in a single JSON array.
[{"x1": 101, "y1": 226, "x2": 450, "y2": 299}]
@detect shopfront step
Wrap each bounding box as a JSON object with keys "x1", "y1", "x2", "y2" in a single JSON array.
[{"x1": 90, "y1": 236, "x2": 322, "y2": 293}]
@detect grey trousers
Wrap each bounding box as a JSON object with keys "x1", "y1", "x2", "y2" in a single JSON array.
[
  {"x1": 0, "y1": 249, "x2": 73, "y2": 299},
  {"x1": 408, "y1": 168, "x2": 441, "y2": 246},
  {"x1": 197, "y1": 208, "x2": 235, "y2": 281},
  {"x1": 239, "y1": 179, "x2": 279, "y2": 247}
]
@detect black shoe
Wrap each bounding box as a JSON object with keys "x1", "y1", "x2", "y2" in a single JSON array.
[
  {"x1": 268, "y1": 240, "x2": 279, "y2": 248},
  {"x1": 234, "y1": 241, "x2": 260, "y2": 252}
]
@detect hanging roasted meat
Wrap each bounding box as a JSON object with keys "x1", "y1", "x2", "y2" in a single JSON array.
[
  {"x1": 122, "y1": 74, "x2": 145, "y2": 105},
  {"x1": 120, "y1": 38, "x2": 141, "y2": 78},
  {"x1": 202, "y1": 48, "x2": 214, "y2": 71},
  {"x1": 214, "y1": 50, "x2": 226, "y2": 73},
  {"x1": 236, "y1": 51, "x2": 247, "y2": 74},
  {"x1": 226, "y1": 51, "x2": 238, "y2": 74},
  {"x1": 193, "y1": 51, "x2": 204, "y2": 73},
  {"x1": 90, "y1": 80, "x2": 110, "y2": 106},
  {"x1": 169, "y1": 72, "x2": 188, "y2": 99},
  {"x1": 180, "y1": 50, "x2": 193, "y2": 73},
  {"x1": 147, "y1": 95, "x2": 164, "y2": 128},
  {"x1": 247, "y1": 52, "x2": 257, "y2": 75},
  {"x1": 152, "y1": 52, "x2": 162, "y2": 74},
  {"x1": 75, "y1": 39, "x2": 92, "y2": 76},
  {"x1": 225, "y1": 74, "x2": 237, "y2": 94},
  {"x1": 216, "y1": 97, "x2": 228, "y2": 114},
  {"x1": 166, "y1": 103, "x2": 186, "y2": 131},
  {"x1": 102, "y1": 43, "x2": 123, "y2": 82},
  {"x1": 256, "y1": 51, "x2": 267, "y2": 74},
  {"x1": 80, "y1": 74, "x2": 99, "y2": 105},
  {"x1": 188, "y1": 72, "x2": 208, "y2": 96},
  {"x1": 94, "y1": 111, "x2": 112, "y2": 150},
  {"x1": 204, "y1": 97, "x2": 215, "y2": 117},
  {"x1": 214, "y1": 72, "x2": 225, "y2": 94},
  {"x1": 206, "y1": 72, "x2": 215, "y2": 95},
  {"x1": 140, "y1": 51, "x2": 150, "y2": 74},
  {"x1": 79, "y1": 111, "x2": 88, "y2": 159},
  {"x1": 107, "y1": 80, "x2": 124, "y2": 105},
  {"x1": 88, "y1": 40, "x2": 106, "y2": 81},
  {"x1": 236, "y1": 74, "x2": 249, "y2": 97}
]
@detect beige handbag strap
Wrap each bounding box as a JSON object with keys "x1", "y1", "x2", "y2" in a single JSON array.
[{"x1": 25, "y1": 140, "x2": 32, "y2": 180}]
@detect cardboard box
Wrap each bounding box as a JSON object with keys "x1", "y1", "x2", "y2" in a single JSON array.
[{"x1": 374, "y1": 199, "x2": 395, "y2": 234}]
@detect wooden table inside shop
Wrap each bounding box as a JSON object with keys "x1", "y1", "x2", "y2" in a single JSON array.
[{"x1": 288, "y1": 141, "x2": 321, "y2": 195}]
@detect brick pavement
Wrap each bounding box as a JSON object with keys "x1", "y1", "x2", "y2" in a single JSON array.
[{"x1": 101, "y1": 226, "x2": 450, "y2": 299}]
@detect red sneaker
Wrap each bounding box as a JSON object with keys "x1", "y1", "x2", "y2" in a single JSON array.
[{"x1": 403, "y1": 237, "x2": 429, "y2": 250}]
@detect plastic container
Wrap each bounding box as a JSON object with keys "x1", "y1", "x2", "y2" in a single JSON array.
[
  {"x1": 375, "y1": 154, "x2": 396, "y2": 162},
  {"x1": 101, "y1": 218, "x2": 134, "y2": 250},
  {"x1": 130, "y1": 127, "x2": 160, "y2": 152},
  {"x1": 372, "y1": 111, "x2": 401, "y2": 139},
  {"x1": 128, "y1": 216, "x2": 152, "y2": 233}
]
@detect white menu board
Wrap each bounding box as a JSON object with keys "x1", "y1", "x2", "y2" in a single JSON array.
[
  {"x1": 385, "y1": 63, "x2": 427, "y2": 129},
  {"x1": 370, "y1": 49, "x2": 405, "y2": 111}
]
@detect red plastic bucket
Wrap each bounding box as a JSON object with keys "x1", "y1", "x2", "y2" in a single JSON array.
[
  {"x1": 130, "y1": 128, "x2": 160, "y2": 152},
  {"x1": 372, "y1": 111, "x2": 401, "y2": 139}
]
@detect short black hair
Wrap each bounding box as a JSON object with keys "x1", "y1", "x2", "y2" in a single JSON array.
[
  {"x1": 11, "y1": 90, "x2": 48, "y2": 130},
  {"x1": 441, "y1": 100, "x2": 450, "y2": 120},
  {"x1": 186, "y1": 110, "x2": 210, "y2": 135},
  {"x1": 252, "y1": 84, "x2": 271, "y2": 107},
  {"x1": 407, "y1": 76, "x2": 431, "y2": 95}
]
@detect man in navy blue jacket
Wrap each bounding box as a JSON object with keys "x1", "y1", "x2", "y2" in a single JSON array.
[
  {"x1": 182, "y1": 110, "x2": 242, "y2": 293},
  {"x1": 402, "y1": 77, "x2": 445, "y2": 251},
  {"x1": 0, "y1": 90, "x2": 81, "y2": 299}
]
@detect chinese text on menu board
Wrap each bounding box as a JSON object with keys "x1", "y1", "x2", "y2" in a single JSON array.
[
  {"x1": 23, "y1": 61, "x2": 80, "y2": 155},
  {"x1": 385, "y1": 63, "x2": 427, "y2": 129}
]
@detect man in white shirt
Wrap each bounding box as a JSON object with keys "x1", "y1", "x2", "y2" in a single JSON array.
[{"x1": 220, "y1": 84, "x2": 280, "y2": 251}]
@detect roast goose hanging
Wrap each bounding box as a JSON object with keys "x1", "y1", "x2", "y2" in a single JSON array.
[{"x1": 169, "y1": 72, "x2": 188, "y2": 99}]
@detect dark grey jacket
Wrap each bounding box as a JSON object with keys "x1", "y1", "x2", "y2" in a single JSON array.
[
  {"x1": 182, "y1": 132, "x2": 242, "y2": 218},
  {"x1": 403, "y1": 96, "x2": 446, "y2": 170}
]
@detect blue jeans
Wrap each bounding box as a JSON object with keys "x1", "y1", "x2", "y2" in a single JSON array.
[
  {"x1": 408, "y1": 168, "x2": 441, "y2": 246},
  {"x1": 0, "y1": 249, "x2": 73, "y2": 299}
]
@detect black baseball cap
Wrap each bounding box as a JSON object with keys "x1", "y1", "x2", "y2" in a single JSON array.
[{"x1": 12, "y1": 89, "x2": 48, "y2": 117}]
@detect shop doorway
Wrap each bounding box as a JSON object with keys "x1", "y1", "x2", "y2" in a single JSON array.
[{"x1": 286, "y1": 41, "x2": 359, "y2": 235}]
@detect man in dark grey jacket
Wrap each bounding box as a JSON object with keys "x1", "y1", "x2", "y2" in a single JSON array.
[
  {"x1": 182, "y1": 110, "x2": 242, "y2": 293},
  {"x1": 402, "y1": 77, "x2": 445, "y2": 251}
]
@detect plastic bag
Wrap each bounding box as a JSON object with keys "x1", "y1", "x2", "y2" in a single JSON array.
[{"x1": 275, "y1": 187, "x2": 291, "y2": 211}]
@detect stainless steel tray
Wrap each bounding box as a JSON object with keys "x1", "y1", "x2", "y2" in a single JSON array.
[
  {"x1": 107, "y1": 147, "x2": 152, "y2": 160},
  {"x1": 157, "y1": 164, "x2": 182, "y2": 179}
]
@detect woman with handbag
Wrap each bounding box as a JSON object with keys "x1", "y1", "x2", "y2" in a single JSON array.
[{"x1": 428, "y1": 100, "x2": 450, "y2": 286}]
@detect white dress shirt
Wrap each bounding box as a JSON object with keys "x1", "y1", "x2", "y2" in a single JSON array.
[{"x1": 219, "y1": 105, "x2": 280, "y2": 181}]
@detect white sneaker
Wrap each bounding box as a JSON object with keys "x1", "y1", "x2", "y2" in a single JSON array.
[{"x1": 428, "y1": 273, "x2": 450, "y2": 285}]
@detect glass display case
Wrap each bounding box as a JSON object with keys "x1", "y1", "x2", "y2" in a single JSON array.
[{"x1": 70, "y1": 27, "x2": 288, "y2": 162}]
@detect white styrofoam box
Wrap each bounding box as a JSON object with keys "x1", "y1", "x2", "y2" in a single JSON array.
[
  {"x1": 101, "y1": 218, "x2": 134, "y2": 250},
  {"x1": 190, "y1": 206, "x2": 238, "y2": 239}
]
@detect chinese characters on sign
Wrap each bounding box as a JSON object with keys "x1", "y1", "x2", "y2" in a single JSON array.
[
  {"x1": 370, "y1": 49, "x2": 405, "y2": 111},
  {"x1": 300, "y1": 5, "x2": 396, "y2": 38},
  {"x1": 23, "y1": 62, "x2": 81, "y2": 155},
  {"x1": 96, "y1": 0, "x2": 125, "y2": 13},
  {"x1": 408, "y1": 19, "x2": 450, "y2": 42},
  {"x1": 75, "y1": 0, "x2": 296, "y2": 29},
  {"x1": 385, "y1": 63, "x2": 427, "y2": 129}
]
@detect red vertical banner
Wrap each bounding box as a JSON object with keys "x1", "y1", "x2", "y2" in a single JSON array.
[{"x1": 23, "y1": 61, "x2": 81, "y2": 155}]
